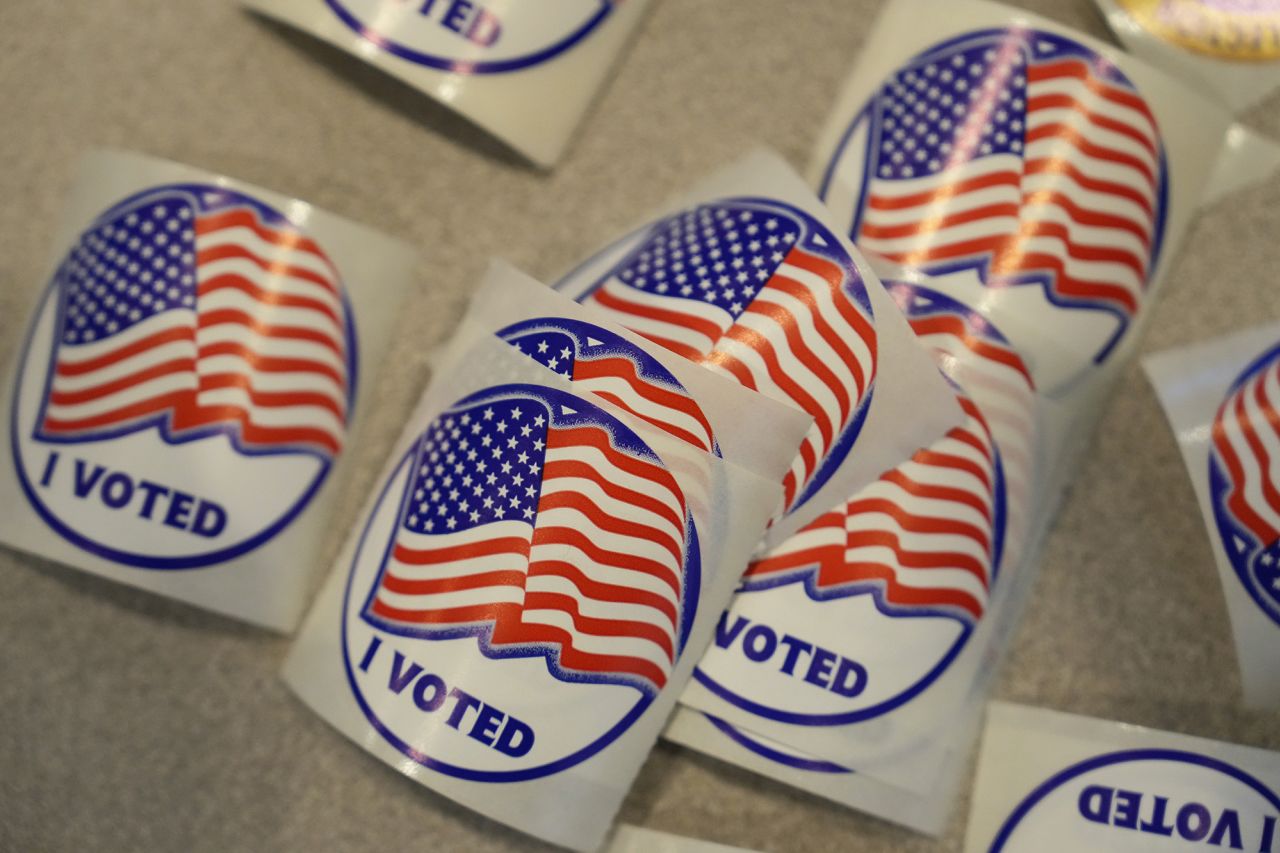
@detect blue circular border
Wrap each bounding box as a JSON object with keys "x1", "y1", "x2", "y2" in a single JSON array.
[
  {"x1": 1208, "y1": 340, "x2": 1280, "y2": 628},
  {"x1": 340, "y1": 383, "x2": 703, "y2": 782},
  {"x1": 988, "y1": 747, "x2": 1280, "y2": 852},
  {"x1": 323, "y1": 0, "x2": 615, "y2": 74},
  {"x1": 9, "y1": 183, "x2": 359, "y2": 571}
]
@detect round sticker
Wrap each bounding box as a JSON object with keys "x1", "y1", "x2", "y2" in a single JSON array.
[
  {"x1": 1119, "y1": 0, "x2": 1280, "y2": 62},
  {"x1": 692, "y1": 287, "x2": 1032, "y2": 725},
  {"x1": 341, "y1": 383, "x2": 700, "y2": 781},
  {"x1": 989, "y1": 749, "x2": 1280, "y2": 851},
  {"x1": 1209, "y1": 341, "x2": 1280, "y2": 627},
  {"x1": 323, "y1": 0, "x2": 616, "y2": 74},
  {"x1": 10, "y1": 183, "x2": 357, "y2": 569},
  {"x1": 819, "y1": 28, "x2": 1169, "y2": 387},
  {"x1": 555, "y1": 197, "x2": 878, "y2": 517}
]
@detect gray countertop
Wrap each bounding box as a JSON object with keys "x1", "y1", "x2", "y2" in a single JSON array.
[{"x1": 2, "y1": 1, "x2": 1278, "y2": 851}]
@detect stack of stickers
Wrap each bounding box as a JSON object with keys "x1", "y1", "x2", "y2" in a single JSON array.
[{"x1": 4, "y1": 0, "x2": 1280, "y2": 850}]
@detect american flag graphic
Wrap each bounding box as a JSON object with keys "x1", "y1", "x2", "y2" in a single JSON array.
[
  {"x1": 578, "y1": 201, "x2": 878, "y2": 514},
  {"x1": 848, "y1": 29, "x2": 1166, "y2": 351},
  {"x1": 362, "y1": 387, "x2": 694, "y2": 693},
  {"x1": 1211, "y1": 345, "x2": 1280, "y2": 612},
  {"x1": 742, "y1": 287, "x2": 1036, "y2": 626},
  {"x1": 36, "y1": 186, "x2": 350, "y2": 458},
  {"x1": 498, "y1": 318, "x2": 717, "y2": 456}
]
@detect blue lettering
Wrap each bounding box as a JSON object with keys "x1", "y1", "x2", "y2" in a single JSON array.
[
  {"x1": 1114, "y1": 789, "x2": 1142, "y2": 830},
  {"x1": 831, "y1": 657, "x2": 867, "y2": 698},
  {"x1": 468, "y1": 704, "x2": 504, "y2": 745},
  {"x1": 467, "y1": 7, "x2": 501, "y2": 46},
  {"x1": 1207, "y1": 809, "x2": 1242, "y2": 849},
  {"x1": 190, "y1": 501, "x2": 227, "y2": 538},
  {"x1": 1079, "y1": 785, "x2": 1112, "y2": 823},
  {"x1": 136, "y1": 480, "x2": 169, "y2": 520},
  {"x1": 38, "y1": 451, "x2": 59, "y2": 488},
  {"x1": 495, "y1": 716, "x2": 534, "y2": 757},
  {"x1": 714, "y1": 612, "x2": 748, "y2": 649},
  {"x1": 100, "y1": 472, "x2": 134, "y2": 509},
  {"x1": 163, "y1": 490, "x2": 195, "y2": 529},
  {"x1": 1179, "y1": 804, "x2": 1212, "y2": 842},
  {"x1": 72, "y1": 459, "x2": 105, "y2": 498},
  {"x1": 358, "y1": 636, "x2": 382, "y2": 673},
  {"x1": 445, "y1": 687, "x2": 482, "y2": 730},
  {"x1": 387, "y1": 651, "x2": 423, "y2": 694},
  {"x1": 803, "y1": 646, "x2": 837, "y2": 688},
  {"x1": 412, "y1": 673, "x2": 447, "y2": 712},
  {"x1": 742, "y1": 624, "x2": 777, "y2": 662},
  {"x1": 1140, "y1": 796, "x2": 1176, "y2": 836},
  {"x1": 442, "y1": 0, "x2": 474, "y2": 33},
  {"x1": 1261, "y1": 815, "x2": 1276, "y2": 852},
  {"x1": 778, "y1": 634, "x2": 812, "y2": 675}
]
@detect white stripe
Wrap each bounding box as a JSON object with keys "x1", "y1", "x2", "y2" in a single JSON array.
[
  {"x1": 195, "y1": 323, "x2": 348, "y2": 378},
  {"x1": 43, "y1": 373, "x2": 194, "y2": 421},
  {"x1": 1027, "y1": 74, "x2": 1159, "y2": 149},
  {"x1": 196, "y1": 353, "x2": 346, "y2": 403},
  {"x1": 196, "y1": 287, "x2": 345, "y2": 340},
  {"x1": 516, "y1": 607, "x2": 673, "y2": 672},
  {"x1": 528, "y1": 532, "x2": 682, "y2": 608},
  {"x1": 194, "y1": 386, "x2": 345, "y2": 437},
  {"x1": 198, "y1": 254, "x2": 345, "y2": 316},
  {"x1": 50, "y1": 339, "x2": 195, "y2": 392},
  {"x1": 840, "y1": 547, "x2": 989, "y2": 602},
  {"x1": 534, "y1": 504, "x2": 681, "y2": 573},
  {"x1": 861, "y1": 182, "x2": 1022, "y2": 228},
  {"x1": 54, "y1": 310, "x2": 195, "y2": 364},
  {"x1": 1023, "y1": 137, "x2": 1156, "y2": 205},
  {"x1": 196, "y1": 223, "x2": 337, "y2": 284},
  {"x1": 1227, "y1": 368, "x2": 1280, "y2": 534},
  {"x1": 572, "y1": 374, "x2": 713, "y2": 451},
  {"x1": 589, "y1": 279, "x2": 730, "y2": 355},
  {"x1": 1027, "y1": 105, "x2": 1159, "y2": 176},
  {"x1": 374, "y1": 584, "x2": 524, "y2": 613},
  {"x1": 524, "y1": 573, "x2": 676, "y2": 633}
]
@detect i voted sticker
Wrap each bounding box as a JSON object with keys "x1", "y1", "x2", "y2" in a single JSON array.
[
  {"x1": 341, "y1": 383, "x2": 700, "y2": 780},
  {"x1": 989, "y1": 750, "x2": 1280, "y2": 851},
  {"x1": 322, "y1": 0, "x2": 617, "y2": 73},
  {"x1": 1209, "y1": 342, "x2": 1280, "y2": 628},
  {"x1": 10, "y1": 183, "x2": 356, "y2": 570},
  {"x1": 818, "y1": 26, "x2": 1170, "y2": 388},
  {"x1": 558, "y1": 198, "x2": 878, "y2": 518}
]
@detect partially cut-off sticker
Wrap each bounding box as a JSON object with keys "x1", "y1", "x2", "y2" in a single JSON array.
[
  {"x1": 1146, "y1": 322, "x2": 1280, "y2": 708},
  {"x1": 555, "y1": 149, "x2": 963, "y2": 546},
  {"x1": 0, "y1": 149, "x2": 414, "y2": 630},
  {"x1": 1096, "y1": 0, "x2": 1280, "y2": 113},
  {"x1": 244, "y1": 0, "x2": 652, "y2": 167},
  {"x1": 812, "y1": 0, "x2": 1230, "y2": 396},
  {"x1": 680, "y1": 284, "x2": 1041, "y2": 787},
  {"x1": 965, "y1": 702, "x2": 1280, "y2": 852}
]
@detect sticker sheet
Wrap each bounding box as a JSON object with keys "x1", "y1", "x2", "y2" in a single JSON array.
[
  {"x1": 0, "y1": 149, "x2": 415, "y2": 631},
  {"x1": 282, "y1": 264, "x2": 805, "y2": 852},
  {"x1": 965, "y1": 702, "x2": 1280, "y2": 852},
  {"x1": 243, "y1": 0, "x2": 651, "y2": 167},
  {"x1": 810, "y1": 0, "x2": 1231, "y2": 403},
  {"x1": 1145, "y1": 321, "x2": 1280, "y2": 709},
  {"x1": 554, "y1": 148, "x2": 965, "y2": 547},
  {"x1": 1095, "y1": 0, "x2": 1280, "y2": 113}
]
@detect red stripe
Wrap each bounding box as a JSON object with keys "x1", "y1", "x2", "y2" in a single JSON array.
[
  {"x1": 572, "y1": 355, "x2": 715, "y2": 452},
  {"x1": 197, "y1": 341, "x2": 347, "y2": 388},
  {"x1": 531, "y1": 525, "x2": 681, "y2": 597},
  {"x1": 197, "y1": 273, "x2": 343, "y2": 329},
  {"x1": 864, "y1": 169, "x2": 1022, "y2": 212},
  {"x1": 843, "y1": 529, "x2": 989, "y2": 588},
  {"x1": 1027, "y1": 59, "x2": 1159, "y2": 137},
  {"x1": 48, "y1": 358, "x2": 193, "y2": 406},
  {"x1": 196, "y1": 372, "x2": 347, "y2": 420},
  {"x1": 1026, "y1": 158, "x2": 1155, "y2": 219},
  {"x1": 819, "y1": 560, "x2": 984, "y2": 622},
  {"x1": 197, "y1": 309, "x2": 346, "y2": 356},
  {"x1": 170, "y1": 402, "x2": 342, "y2": 455},
  {"x1": 41, "y1": 389, "x2": 193, "y2": 434},
  {"x1": 550, "y1": 424, "x2": 687, "y2": 519},
  {"x1": 588, "y1": 286, "x2": 725, "y2": 356},
  {"x1": 1027, "y1": 92, "x2": 1158, "y2": 163},
  {"x1": 906, "y1": 313, "x2": 1033, "y2": 387},
  {"x1": 392, "y1": 537, "x2": 531, "y2": 566},
  {"x1": 528, "y1": 560, "x2": 680, "y2": 628},
  {"x1": 744, "y1": 511, "x2": 844, "y2": 580},
  {"x1": 54, "y1": 326, "x2": 195, "y2": 377},
  {"x1": 1025, "y1": 122, "x2": 1156, "y2": 190},
  {"x1": 378, "y1": 570, "x2": 526, "y2": 596},
  {"x1": 520, "y1": 591, "x2": 674, "y2": 661},
  {"x1": 489, "y1": 613, "x2": 669, "y2": 690},
  {"x1": 537, "y1": 489, "x2": 685, "y2": 569},
  {"x1": 845, "y1": 496, "x2": 991, "y2": 557},
  {"x1": 861, "y1": 202, "x2": 1021, "y2": 242},
  {"x1": 196, "y1": 208, "x2": 339, "y2": 292}
]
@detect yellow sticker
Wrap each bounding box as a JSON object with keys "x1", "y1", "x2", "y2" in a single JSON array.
[{"x1": 1118, "y1": 0, "x2": 1280, "y2": 61}]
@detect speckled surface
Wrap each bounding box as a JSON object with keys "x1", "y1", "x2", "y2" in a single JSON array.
[{"x1": 1, "y1": 2, "x2": 1278, "y2": 851}]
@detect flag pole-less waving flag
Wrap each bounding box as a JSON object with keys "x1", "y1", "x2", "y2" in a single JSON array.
[
  {"x1": 36, "y1": 187, "x2": 350, "y2": 459},
  {"x1": 741, "y1": 287, "x2": 1035, "y2": 627},
  {"x1": 362, "y1": 387, "x2": 695, "y2": 695},
  {"x1": 846, "y1": 29, "x2": 1167, "y2": 360},
  {"x1": 1211, "y1": 346, "x2": 1280, "y2": 616},
  {"x1": 578, "y1": 200, "x2": 877, "y2": 515}
]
